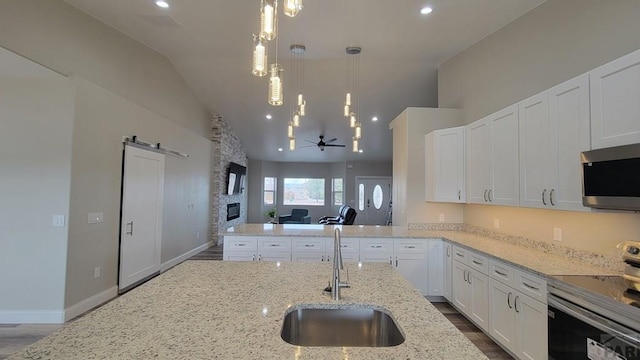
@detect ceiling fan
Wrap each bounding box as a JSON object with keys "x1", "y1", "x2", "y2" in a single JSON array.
[{"x1": 302, "y1": 135, "x2": 346, "y2": 151}]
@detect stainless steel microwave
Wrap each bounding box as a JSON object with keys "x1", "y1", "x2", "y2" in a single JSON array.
[{"x1": 581, "y1": 143, "x2": 640, "y2": 211}]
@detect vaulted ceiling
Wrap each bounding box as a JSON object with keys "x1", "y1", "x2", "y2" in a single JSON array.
[{"x1": 65, "y1": 0, "x2": 545, "y2": 162}]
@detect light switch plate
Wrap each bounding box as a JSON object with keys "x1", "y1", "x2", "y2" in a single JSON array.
[
  {"x1": 52, "y1": 215, "x2": 65, "y2": 227},
  {"x1": 553, "y1": 227, "x2": 563, "y2": 241},
  {"x1": 88, "y1": 212, "x2": 104, "y2": 224}
]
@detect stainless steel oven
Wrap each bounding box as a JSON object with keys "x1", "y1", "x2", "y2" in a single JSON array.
[{"x1": 548, "y1": 275, "x2": 640, "y2": 359}]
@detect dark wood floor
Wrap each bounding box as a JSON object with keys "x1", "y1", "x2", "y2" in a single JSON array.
[{"x1": 0, "y1": 245, "x2": 513, "y2": 359}]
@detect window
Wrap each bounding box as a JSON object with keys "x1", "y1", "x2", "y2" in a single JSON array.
[
  {"x1": 283, "y1": 178, "x2": 325, "y2": 206},
  {"x1": 332, "y1": 178, "x2": 343, "y2": 206},
  {"x1": 263, "y1": 177, "x2": 276, "y2": 205},
  {"x1": 358, "y1": 183, "x2": 365, "y2": 211}
]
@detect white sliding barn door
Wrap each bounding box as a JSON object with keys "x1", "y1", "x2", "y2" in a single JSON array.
[{"x1": 119, "y1": 145, "x2": 165, "y2": 292}]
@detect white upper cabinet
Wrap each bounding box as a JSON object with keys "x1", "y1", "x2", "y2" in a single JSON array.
[
  {"x1": 519, "y1": 74, "x2": 590, "y2": 211},
  {"x1": 590, "y1": 48, "x2": 640, "y2": 149},
  {"x1": 425, "y1": 126, "x2": 466, "y2": 203},
  {"x1": 467, "y1": 105, "x2": 519, "y2": 206}
]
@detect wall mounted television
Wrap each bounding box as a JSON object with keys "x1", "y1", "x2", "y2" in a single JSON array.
[{"x1": 226, "y1": 162, "x2": 246, "y2": 195}]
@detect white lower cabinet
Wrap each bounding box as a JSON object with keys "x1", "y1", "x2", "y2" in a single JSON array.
[
  {"x1": 488, "y1": 259, "x2": 547, "y2": 360},
  {"x1": 451, "y1": 246, "x2": 489, "y2": 332},
  {"x1": 394, "y1": 239, "x2": 428, "y2": 295},
  {"x1": 223, "y1": 236, "x2": 257, "y2": 261},
  {"x1": 443, "y1": 242, "x2": 453, "y2": 302}
]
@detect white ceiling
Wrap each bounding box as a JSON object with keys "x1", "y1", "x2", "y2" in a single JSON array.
[{"x1": 64, "y1": 0, "x2": 545, "y2": 163}]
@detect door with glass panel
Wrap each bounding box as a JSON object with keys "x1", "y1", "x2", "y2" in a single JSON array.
[{"x1": 355, "y1": 177, "x2": 392, "y2": 225}]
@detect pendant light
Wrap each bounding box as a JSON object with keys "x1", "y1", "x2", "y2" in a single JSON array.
[
  {"x1": 352, "y1": 137, "x2": 359, "y2": 153},
  {"x1": 268, "y1": 63, "x2": 284, "y2": 106},
  {"x1": 289, "y1": 137, "x2": 296, "y2": 151},
  {"x1": 260, "y1": 0, "x2": 277, "y2": 40},
  {"x1": 283, "y1": 0, "x2": 303, "y2": 17},
  {"x1": 252, "y1": 34, "x2": 268, "y2": 77},
  {"x1": 345, "y1": 47, "x2": 362, "y2": 152},
  {"x1": 290, "y1": 45, "x2": 306, "y2": 117}
]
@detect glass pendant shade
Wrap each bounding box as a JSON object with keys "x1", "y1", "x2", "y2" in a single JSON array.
[
  {"x1": 252, "y1": 35, "x2": 267, "y2": 77},
  {"x1": 287, "y1": 122, "x2": 294, "y2": 138},
  {"x1": 297, "y1": 93, "x2": 304, "y2": 106},
  {"x1": 283, "y1": 0, "x2": 303, "y2": 17},
  {"x1": 299, "y1": 101, "x2": 306, "y2": 116},
  {"x1": 350, "y1": 114, "x2": 357, "y2": 128},
  {"x1": 344, "y1": 105, "x2": 350, "y2": 117},
  {"x1": 289, "y1": 137, "x2": 296, "y2": 151},
  {"x1": 355, "y1": 123, "x2": 362, "y2": 139},
  {"x1": 352, "y1": 137, "x2": 359, "y2": 152},
  {"x1": 268, "y1": 63, "x2": 284, "y2": 106},
  {"x1": 345, "y1": 93, "x2": 351, "y2": 106},
  {"x1": 260, "y1": 0, "x2": 277, "y2": 40},
  {"x1": 293, "y1": 112, "x2": 300, "y2": 127}
]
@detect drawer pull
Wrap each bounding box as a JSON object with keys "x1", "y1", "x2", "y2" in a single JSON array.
[
  {"x1": 304, "y1": 244, "x2": 315, "y2": 247},
  {"x1": 372, "y1": 245, "x2": 383, "y2": 248},
  {"x1": 472, "y1": 260, "x2": 483, "y2": 266},
  {"x1": 405, "y1": 246, "x2": 416, "y2": 249},
  {"x1": 237, "y1": 243, "x2": 246, "y2": 247},
  {"x1": 455, "y1": 252, "x2": 464, "y2": 258},
  {"x1": 523, "y1": 282, "x2": 540, "y2": 291},
  {"x1": 507, "y1": 292, "x2": 513, "y2": 309},
  {"x1": 494, "y1": 270, "x2": 508, "y2": 277},
  {"x1": 269, "y1": 244, "x2": 280, "y2": 247}
]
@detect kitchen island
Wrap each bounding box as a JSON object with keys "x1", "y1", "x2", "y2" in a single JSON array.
[{"x1": 9, "y1": 261, "x2": 488, "y2": 359}]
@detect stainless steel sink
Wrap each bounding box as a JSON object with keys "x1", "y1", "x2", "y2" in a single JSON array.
[{"x1": 280, "y1": 305, "x2": 405, "y2": 347}]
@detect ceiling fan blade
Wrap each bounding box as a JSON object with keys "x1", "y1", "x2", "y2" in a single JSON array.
[
  {"x1": 324, "y1": 144, "x2": 346, "y2": 147},
  {"x1": 299, "y1": 144, "x2": 316, "y2": 148},
  {"x1": 325, "y1": 137, "x2": 338, "y2": 143},
  {"x1": 304, "y1": 139, "x2": 317, "y2": 144}
]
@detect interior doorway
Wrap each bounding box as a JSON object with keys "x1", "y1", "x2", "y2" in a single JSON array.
[
  {"x1": 355, "y1": 176, "x2": 392, "y2": 225},
  {"x1": 119, "y1": 144, "x2": 165, "y2": 293}
]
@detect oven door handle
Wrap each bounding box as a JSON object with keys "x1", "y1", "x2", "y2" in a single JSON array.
[{"x1": 548, "y1": 295, "x2": 640, "y2": 347}]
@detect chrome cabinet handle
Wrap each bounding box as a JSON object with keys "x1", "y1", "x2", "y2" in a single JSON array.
[
  {"x1": 463, "y1": 270, "x2": 467, "y2": 282},
  {"x1": 483, "y1": 189, "x2": 488, "y2": 202},
  {"x1": 514, "y1": 296, "x2": 520, "y2": 313},
  {"x1": 389, "y1": 257, "x2": 392, "y2": 265},
  {"x1": 550, "y1": 189, "x2": 556, "y2": 206},
  {"x1": 542, "y1": 189, "x2": 547, "y2": 205},
  {"x1": 507, "y1": 292, "x2": 513, "y2": 309},
  {"x1": 472, "y1": 260, "x2": 483, "y2": 266},
  {"x1": 468, "y1": 271, "x2": 472, "y2": 284},
  {"x1": 395, "y1": 257, "x2": 398, "y2": 267},
  {"x1": 126, "y1": 221, "x2": 134, "y2": 235},
  {"x1": 522, "y1": 282, "x2": 540, "y2": 291},
  {"x1": 458, "y1": 190, "x2": 461, "y2": 200},
  {"x1": 269, "y1": 244, "x2": 280, "y2": 247},
  {"x1": 495, "y1": 270, "x2": 507, "y2": 277},
  {"x1": 488, "y1": 189, "x2": 493, "y2": 202},
  {"x1": 446, "y1": 246, "x2": 450, "y2": 257},
  {"x1": 252, "y1": 255, "x2": 255, "y2": 261},
  {"x1": 304, "y1": 244, "x2": 314, "y2": 247},
  {"x1": 258, "y1": 254, "x2": 262, "y2": 261},
  {"x1": 237, "y1": 243, "x2": 246, "y2": 247},
  {"x1": 372, "y1": 245, "x2": 382, "y2": 249},
  {"x1": 405, "y1": 245, "x2": 416, "y2": 249},
  {"x1": 321, "y1": 255, "x2": 324, "y2": 262}
]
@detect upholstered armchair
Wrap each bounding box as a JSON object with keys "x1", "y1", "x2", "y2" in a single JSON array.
[
  {"x1": 278, "y1": 208, "x2": 311, "y2": 224},
  {"x1": 318, "y1": 205, "x2": 357, "y2": 225}
]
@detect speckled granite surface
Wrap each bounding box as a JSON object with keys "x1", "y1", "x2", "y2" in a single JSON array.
[
  {"x1": 224, "y1": 224, "x2": 622, "y2": 275},
  {"x1": 9, "y1": 261, "x2": 488, "y2": 360}
]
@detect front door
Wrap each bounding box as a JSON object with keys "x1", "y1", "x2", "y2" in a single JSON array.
[
  {"x1": 355, "y1": 177, "x2": 392, "y2": 225},
  {"x1": 119, "y1": 145, "x2": 165, "y2": 292}
]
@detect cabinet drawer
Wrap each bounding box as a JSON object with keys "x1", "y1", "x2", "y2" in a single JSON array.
[
  {"x1": 489, "y1": 259, "x2": 515, "y2": 286},
  {"x1": 394, "y1": 240, "x2": 427, "y2": 254},
  {"x1": 515, "y1": 270, "x2": 547, "y2": 303},
  {"x1": 225, "y1": 237, "x2": 257, "y2": 252},
  {"x1": 292, "y1": 238, "x2": 326, "y2": 252},
  {"x1": 453, "y1": 245, "x2": 468, "y2": 263},
  {"x1": 257, "y1": 237, "x2": 292, "y2": 252},
  {"x1": 468, "y1": 253, "x2": 488, "y2": 274},
  {"x1": 360, "y1": 239, "x2": 393, "y2": 253},
  {"x1": 327, "y1": 238, "x2": 359, "y2": 253}
]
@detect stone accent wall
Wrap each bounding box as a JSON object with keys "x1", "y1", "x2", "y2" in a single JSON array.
[{"x1": 211, "y1": 115, "x2": 247, "y2": 245}]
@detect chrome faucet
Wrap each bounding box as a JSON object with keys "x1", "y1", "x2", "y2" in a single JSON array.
[{"x1": 331, "y1": 228, "x2": 350, "y2": 300}]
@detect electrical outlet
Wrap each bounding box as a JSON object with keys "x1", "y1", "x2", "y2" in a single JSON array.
[
  {"x1": 93, "y1": 267, "x2": 101, "y2": 279},
  {"x1": 438, "y1": 213, "x2": 445, "y2": 222},
  {"x1": 553, "y1": 227, "x2": 563, "y2": 241},
  {"x1": 494, "y1": 218, "x2": 500, "y2": 229}
]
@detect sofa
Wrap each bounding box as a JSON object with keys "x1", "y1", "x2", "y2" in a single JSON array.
[
  {"x1": 278, "y1": 208, "x2": 311, "y2": 224},
  {"x1": 318, "y1": 205, "x2": 357, "y2": 225}
]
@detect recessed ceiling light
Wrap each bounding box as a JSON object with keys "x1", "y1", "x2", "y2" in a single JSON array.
[
  {"x1": 266, "y1": 114, "x2": 272, "y2": 120},
  {"x1": 155, "y1": 1, "x2": 170, "y2": 8},
  {"x1": 359, "y1": 149, "x2": 363, "y2": 153},
  {"x1": 278, "y1": 148, "x2": 283, "y2": 152},
  {"x1": 372, "y1": 116, "x2": 378, "y2": 122},
  {"x1": 420, "y1": 6, "x2": 433, "y2": 15}
]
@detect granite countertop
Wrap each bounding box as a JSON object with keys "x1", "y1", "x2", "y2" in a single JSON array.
[
  {"x1": 9, "y1": 261, "x2": 488, "y2": 360},
  {"x1": 224, "y1": 224, "x2": 621, "y2": 277}
]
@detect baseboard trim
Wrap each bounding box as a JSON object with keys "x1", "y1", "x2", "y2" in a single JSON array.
[
  {"x1": 160, "y1": 241, "x2": 213, "y2": 272},
  {"x1": 64, "y1": 286, "x2": 118, "y2": 322},
  {"x1": 0, "y1": 310, "x2": 65, "y2": 324}
]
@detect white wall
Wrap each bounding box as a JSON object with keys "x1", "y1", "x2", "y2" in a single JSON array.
[
  {"x1": 438, "y1": 0, "x2": 640, "y2": 254},
  {"x1": 0, "y1": 48, "x2": 74, "y2": 322}
]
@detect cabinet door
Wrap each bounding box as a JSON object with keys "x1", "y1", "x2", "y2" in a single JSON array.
[
  {"x1": 549, "y1": 74, "x2": 591, "y2": 211},
  {"x1": 489, "y1": 279, "x2": 517, "y2": 354},
  {"x1": 428, "y1": 127, "x2": 466, "y2": 203},
  {"x1": 469, "y1": 269, "x2": 490, "y2": 332},
  {"x1": 590, "y1": 48, "x2": 640, "y2": 149},
  {"x1": 224, "y1": 252, "x2": 256, "y2": 261},
  {"x1": 516, "y1": 294, "x2": 548, "y2": 360},
  {"x1": 360, "y1": 238, "x2": 393, "y2": 264},
  {"x1": 395, "y1": 253, "x2": 428, "y2": 295},
  {"x1": 443, "y1": 243, "x2": 453, "y2": 302},
  {"x1": 519, "y1": 91, "x2": 550, "y2": 209},
  {"x1": 467, "y1": 118, "x2": 492, "y2": 204},
  {"x1": 490, "y1": 104, "x2": 519, "y2": 206},
  {"x1": 427, "y1": 240, "x2": 444, "y2": 296},
  {"x1": 258, "y1": 253, "x2": 291, "y2": 262},
  {"x1": 291, "y1": 252, "x2": 325, "y2": 262},
  {"x1": 452, "y1": 262, "x2": 470, "y2": 313}
]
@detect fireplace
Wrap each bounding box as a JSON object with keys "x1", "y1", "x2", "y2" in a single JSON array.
[{"x1": 227, "y1": 202, "x2": 240, "y2": 221}]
